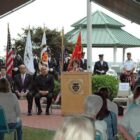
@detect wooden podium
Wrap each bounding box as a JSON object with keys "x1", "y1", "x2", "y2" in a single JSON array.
[{"x1": 61, "y1": 72, "x2": 92, "y2": 115}]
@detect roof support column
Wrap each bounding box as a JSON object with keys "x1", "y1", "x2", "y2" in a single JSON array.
[
  {"x1": 87, "y1": 0, "x2": 92, "y2": 72},
  {"x1": 122, "y1": 47, "x2": 126, "y2": 62},
  {"x1": 113, "y1": 46, "x2": 117, "y2": 63}
]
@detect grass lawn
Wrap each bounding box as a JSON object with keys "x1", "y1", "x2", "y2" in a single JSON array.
[{"x1": 5, "y1": 127, "x2": 55, "y2": 140}]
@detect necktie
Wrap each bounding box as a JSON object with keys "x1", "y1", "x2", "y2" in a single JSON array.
[{"x1": 21, "y1": 74, "x2": 25, "y2": 85}]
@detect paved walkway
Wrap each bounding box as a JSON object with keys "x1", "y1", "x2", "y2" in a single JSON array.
[{"x1": 20, "y1": 100, "x2": 64, "y2": 131}]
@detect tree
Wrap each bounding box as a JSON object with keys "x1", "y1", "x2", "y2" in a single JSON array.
[{"x1": 13, "y1": 26, "x2": 74, "y2": 61}]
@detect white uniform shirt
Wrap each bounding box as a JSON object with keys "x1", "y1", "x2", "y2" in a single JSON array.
[{"x1": 123, "y1": 59, "x2": 136, "y2": 71}]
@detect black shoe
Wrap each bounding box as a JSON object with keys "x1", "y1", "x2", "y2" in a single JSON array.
[
  {"x1": 27, "y1": 112, "x2": 32, "y2": 116},
  {"x1": 37, "y1": 110, "x2": 42, "y2": 115},
  {"x1": 45, "y1": 111, "x2": 50, "y2": 115}
]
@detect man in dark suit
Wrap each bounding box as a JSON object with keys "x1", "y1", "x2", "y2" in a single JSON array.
[
  {"x1": 80, "y1": 52, "x2": 87, "y2": 71},
  {"x1": 13, "y1": 64, "x2": 33, "y2": 116},
  {"x1": 12, "y1": 51, "x2": 23, "y2": 78},
  {"x1": 93, "y1": 54, "x2": 109, "y2": 75},
  {"x1": 34, "y1": 65, "x2": 54, "y2": 115}
]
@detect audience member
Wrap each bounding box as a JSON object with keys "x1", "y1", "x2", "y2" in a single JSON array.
[
  {"x1": 0, "y1": 78, "x2": 22, "y2": 140},
  {"x1": 118, "y1": 105, "x2": 140, "y2": 140},
  {"x1": 34, "y1": 65, "x2": 54, "y2": 115},
  {"x1": 93, "y1": 54, "x2": 109, "y2": 75},
  {"x1": 84, "y1": 94, "x2": 108, "y2": 140},
  {"x1": 98, "y1": 87, "x2": 118, "y2": 115},
  {"x1": 53, "y1": 115, "x2": 95, "y2": 140},
  {"x1": 128, "y1": 86, "x2": 140, "y2": 110},
  {"x1": 96, "y1": 91, "x2": 117, "y2": 140},
  {"x1": 13, "y1": 64, "x2": 33, "y2": 116}
]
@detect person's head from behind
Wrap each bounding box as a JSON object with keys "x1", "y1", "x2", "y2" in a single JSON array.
[
  {"x1": 53, "y1": 115, "x2": 95, "y2": 140},
  {"x1": 84, "y1": 94, "x2": 103, "y2": 119},
  {"x1": 19, "y1": 64, "x2": 26, "y2": 74},
  {"x1": 0, "y1": 66, "x2": 6, "y2": 76},
  {"x1": 0, "y1": 78, "x2": 10, "y2": 93},
  {"x1": 127, "y1": 52, "x2": 131, "y2": 60},
  {"x1": 98, "y1": 87, "x2": 110, "y2": 99},
  {"x1": 95, "y1": 91, "x2": 109, "y2": 120},
  {"x1": 40, "y1": 66, "x2": 48, "y2": 76},
  {"x1": 133, "y1": 86, "x2": 140, "y2": 105}
]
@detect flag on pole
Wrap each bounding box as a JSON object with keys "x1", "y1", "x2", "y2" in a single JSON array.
[
  {"x1": 41, "y1": 26, "x2": 47, "y2": 47},
  {"x1": 24, "y1": 28, "x2": 35, "y2": 75},
  {"x1": 67, "y1": 32, "x2": 83, "y2": 71},
  {"x1": 71, "y1": 32, "x2": 83, "y2": 60},
  {"x1": 6, "y1": 24, "x2": 13, "y2": 76},
  {"x1": 40, "y1": 27, "x2": 49, "y2": 67}
]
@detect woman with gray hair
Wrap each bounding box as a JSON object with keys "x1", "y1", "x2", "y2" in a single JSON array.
[
  {"x1": 53, "y1": 115, "x2": 95, "y2": 140},
  {"x1": 84, "y1": 94, "x2": 108, "y2": 140}
]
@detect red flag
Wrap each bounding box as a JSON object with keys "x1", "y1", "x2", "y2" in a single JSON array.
[
  {"x1": 6, "y1": 24, "x2": 13, "y2": 76},
  {"x1": 71, "y1": 32, "x2": 82, "y2": 60},
  {"x1": 67, "y1": 32, "x2": 83, "y2": 71}
]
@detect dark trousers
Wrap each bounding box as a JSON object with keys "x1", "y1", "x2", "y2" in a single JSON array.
[
  {"x1": 15, "y1": 93, "x2": 33, "y2": 113},
  {"x1": 0, "y1": 121, "x2": 22, "y2": 140},
  {"x1": 35, "y1": 93, "x2": 52, "y2": 112}
]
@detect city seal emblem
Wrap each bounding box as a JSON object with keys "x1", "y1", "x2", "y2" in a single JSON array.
[{"x1": 69, "y1": 80, "x2": 82, "y2": 94}]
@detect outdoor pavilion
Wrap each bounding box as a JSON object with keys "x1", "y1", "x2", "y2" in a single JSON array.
[{"x1": 66, "y1": 10, "x2": 140, "y2": 63}]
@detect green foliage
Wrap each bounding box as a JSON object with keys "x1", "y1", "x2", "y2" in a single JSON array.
[
  {"x1": 13, "y1": 26, "x2": 73, "y2": 60},
  {"x1": 5, "y1": 127, "x2": 55, "y2": 140},
  {"x1": 92, "y1": 75, "x2": 119, "y2": 100},
  {"x1": 54, "y1": 80, "x2": 60, "y2": 96}
]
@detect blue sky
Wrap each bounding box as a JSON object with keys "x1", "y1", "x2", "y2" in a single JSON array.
[{"x1": 0, "y1": 0, "x2": 140, "y2": 62}]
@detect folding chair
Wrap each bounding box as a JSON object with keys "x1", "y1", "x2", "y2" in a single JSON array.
[
  {"x1": 96, "y1": 130, "x2": 103, "y2": 140},
  {"x1": 135, "y1": 132, "x2": 140, "y2": 140},
  {"x1": 0, "y1": 106, "x2": 17, "y2": 140},
  {"x1": 113, "y1": 83, "x2": 131, "y2": 108}
]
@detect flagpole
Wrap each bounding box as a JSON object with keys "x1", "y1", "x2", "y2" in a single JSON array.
[
  {"x1": 87, "y1": 0, "x2": 92, "y2": 72},
  {"x1": 61, "y1": 27, "x2": 64, "y2": 73}
]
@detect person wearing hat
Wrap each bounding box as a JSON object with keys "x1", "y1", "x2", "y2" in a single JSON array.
[
  {"x1": 84, "y1": 95, "x2": 108, "y2": 140},
  {"x1": 93, "y1": 54, "x2": 109, "y2": 75}
]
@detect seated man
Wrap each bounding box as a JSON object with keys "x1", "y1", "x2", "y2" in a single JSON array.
[
  {"x1": 34, "y1": 66, "x2": 54, "y2": 115},
  {"x1": 13, "y1": 64, "x2": 33, "y2": 116},
  {"x1": 120, "y1": 53, "x2": 136, "y2": 87}
]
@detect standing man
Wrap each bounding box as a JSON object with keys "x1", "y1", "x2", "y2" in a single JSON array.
[
  {"x1": 34, "y1": 66, "x2": 54, "y2": 115},
  {"x1": 12, "y1": 50, "x2": 23, "y2": 78},
  {"x1": 80, "y1": 52, "x2": 87, "y2": 71},
  {"x1": 13, "y1": 64, "x2": 33, "y2": 116},
  {"x1": 93, "y1": 54, "x2": 109, "y2": 75}
]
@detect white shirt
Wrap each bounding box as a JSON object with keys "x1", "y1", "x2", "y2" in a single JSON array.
[
  {"x1": 123, "y1": 59, "x2": 136, "y2": 71},
  {"x1": 120, "y1": 105, "x2": 140, "y2": 137},
  {"x1": 95, "y1": 120, "x2": 108, "y2": 140}
]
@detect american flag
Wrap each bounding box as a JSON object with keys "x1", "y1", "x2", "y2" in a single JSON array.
[{"x1": 6, "y1": 24, "x2": 13, "y2": 76}]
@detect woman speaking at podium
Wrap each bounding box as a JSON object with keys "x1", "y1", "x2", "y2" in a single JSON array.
[{"x1": 68, "y1": 59, "x2": 83, "y2": 72}]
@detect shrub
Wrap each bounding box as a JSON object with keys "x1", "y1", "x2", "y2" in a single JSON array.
[
  {"x1": 92, "y1": 75, "x2": 119, "y2": 100},
  {"x1": 54, "y1": 80, "x2": 60, "y2": 97}
]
